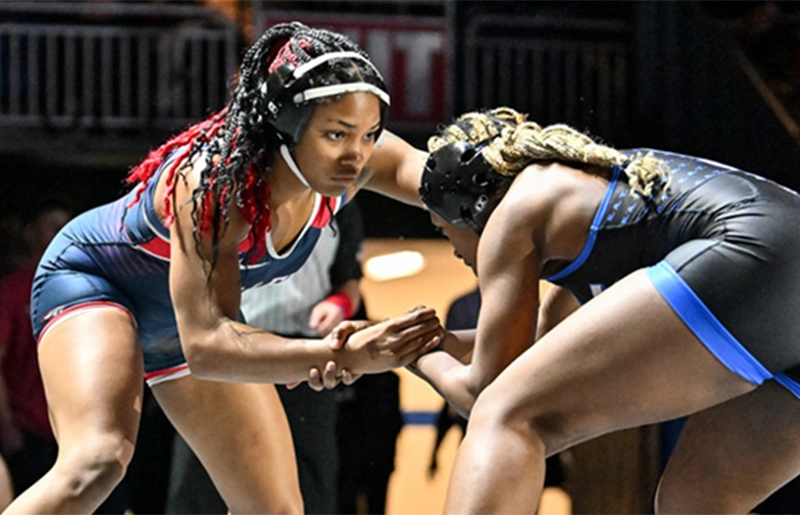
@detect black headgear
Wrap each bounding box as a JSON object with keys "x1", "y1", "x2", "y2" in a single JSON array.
[
  {"x1": 260, "y1": 51, "x2": 391, "y2": 149},
  {"x1": 419, "y1": 139, "x2": 511, "y2": 233}
]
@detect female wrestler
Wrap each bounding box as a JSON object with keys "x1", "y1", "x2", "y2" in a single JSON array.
[
  {"x1": 5, "y1": 23, "x2": 437, "y2": 514},
  {"x1": 409, "y1": 107, "x2": 800, "y2": 513}
]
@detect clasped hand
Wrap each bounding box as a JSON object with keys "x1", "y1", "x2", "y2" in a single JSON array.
[{"x1": 298, "y1": 306, "x2": 444, "y2": 391}]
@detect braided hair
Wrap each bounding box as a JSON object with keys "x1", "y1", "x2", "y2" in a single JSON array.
[
  {"x1": 428, "y1": 107, "x2": 671, "y2": 198},
  {"x1": 126, "y1": 22, "x2": 386, "y2": 269}
]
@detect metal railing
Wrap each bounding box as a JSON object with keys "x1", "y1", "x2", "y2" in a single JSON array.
[
  {"x1": 463, "y1": 15, "x2": 632, "y2": 139},
  {"x1": 0, "y1": 2, "x2": 240, "y2": 132}
]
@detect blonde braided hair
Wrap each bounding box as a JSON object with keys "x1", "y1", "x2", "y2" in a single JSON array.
[{"x1": 428, "y1": 107, "x2": 670, "y2": 198}]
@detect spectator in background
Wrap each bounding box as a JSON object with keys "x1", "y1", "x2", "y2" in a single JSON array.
[
  {"x1": 167, "y1": 200, "x2": 367, "y2": 514},
  {"x1": 0, "y1": 197, "x2": 72, "y2": 499}
]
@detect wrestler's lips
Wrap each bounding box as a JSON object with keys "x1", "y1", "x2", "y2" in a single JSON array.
[{"x1": 332, "y1": 175, "x2": 358, "y2": 184}]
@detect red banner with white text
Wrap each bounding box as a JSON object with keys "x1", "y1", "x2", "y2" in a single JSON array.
[{"x1": 254, "y1": 10, "x2": 449, "y2": 127}]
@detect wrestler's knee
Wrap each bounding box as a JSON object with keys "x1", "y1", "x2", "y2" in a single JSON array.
[
  {"x1": 55, "y1": 432, "x2": 134, "y2": 500},
  {"x1": 468, "y1": 382, "x2": 566, "y2": 453}
]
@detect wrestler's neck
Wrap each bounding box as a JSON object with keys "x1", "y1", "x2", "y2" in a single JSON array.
[
  {"x1": 268, "y1": 156, "x2": 315, "y2": 208},
  {"x1": 267, "y1": 158, "x2": 316, "y2": 241}
]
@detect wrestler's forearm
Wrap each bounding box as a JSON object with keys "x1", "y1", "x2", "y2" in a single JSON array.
[
  {"x1": 409, "y1": 347, "x2": 478, "y2": 419},
  {"x1": 182, "y1": 318, "x2": 339, "y2": 384},
  {"x1": 182, "y1": 307, "x2": 440, "y2": 383}
]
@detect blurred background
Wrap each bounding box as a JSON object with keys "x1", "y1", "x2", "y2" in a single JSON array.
[
  {"x1": 5, "y1": 0, "x2": 800, "y2": 235},
  {"x1": 2, "y1": 1, "x2": 800, "y2": 513}
]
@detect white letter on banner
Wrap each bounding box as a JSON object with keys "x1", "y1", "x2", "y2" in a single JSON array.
[
  {"x1": 394, "y1": 32, "x2": 443, "y2": 116},
  {"x1": 366, "y1": 30, "x2": 392, "y2": 87}
]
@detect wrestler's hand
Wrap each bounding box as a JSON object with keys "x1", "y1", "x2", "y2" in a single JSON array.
[
  {"x1": 301, "y1": 307, "x2": 444, "y2": 391},
  {"x1": 327, "y1": 305, "x2": 436, "y2": 350},
  {"x1": 328, "y1": 319, "x2": 373, "y2": 350},
  {"x1": 302, "y1": 321, "x2": 372, "y2": 391},
  {"x1": 305, "y1": 361, "x2": 360, "y2": 392},
  {"x1": 284, "y1": 320, "x2": 370, "y2": 391},
  {"x1": 286, "y1": 321, "x2": 370, "y2": 391},
  {"x1": 333, "y1": 306, "x2": 443, "y2": 377}
]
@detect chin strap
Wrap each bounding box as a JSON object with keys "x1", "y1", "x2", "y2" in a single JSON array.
[{"x1": 279, "y1": 144, "x2": 311, "y2": 188}]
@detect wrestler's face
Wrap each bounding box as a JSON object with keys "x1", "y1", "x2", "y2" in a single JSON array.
[
  {"x1": 292, "y1": 92, "x2": 382, "y2": 196},
  {"x1": 430, "y1": 213, "x2": 480, "y2": 275}
]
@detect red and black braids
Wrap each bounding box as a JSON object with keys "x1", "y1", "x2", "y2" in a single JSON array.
[{"x1": 125, "y1": 109, "x2": 227, "y2": 226}]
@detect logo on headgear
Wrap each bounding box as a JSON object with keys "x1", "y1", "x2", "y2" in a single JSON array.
[{"x1": 474, "y1": 194, "x2": 489, "y2": 213}]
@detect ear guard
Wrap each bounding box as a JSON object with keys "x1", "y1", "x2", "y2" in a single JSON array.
[
  {"x1": 259, "y1": 51, "x2": 391, "y2": 148},
  {"x1": 419, "y1": 140, "x2": 511, "y2": 233}
]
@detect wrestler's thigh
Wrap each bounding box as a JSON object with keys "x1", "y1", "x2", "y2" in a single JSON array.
[
  {"x1": 37, "y1": 308, "x2": 143, "y2": 454},
  {"x1": 657, "y1": 381, "x2": 800, "y2": 514},
  {"x1": 473, "y1": 269, "x2": 756, "y2": 453},
  {"x1": 152, "y1": 376, "x2": 302, "y2": 514}
]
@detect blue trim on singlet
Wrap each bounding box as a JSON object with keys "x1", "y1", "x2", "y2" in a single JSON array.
[
  {"x1": 646, "y1": 261, "x2": 772, "y2": 385},
  {"x1": 775, "y1": 374, "x2": 800, "y2": 399},
  {"x1": 546, "y1": 165, "x2": 623, "y2": 282}
]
